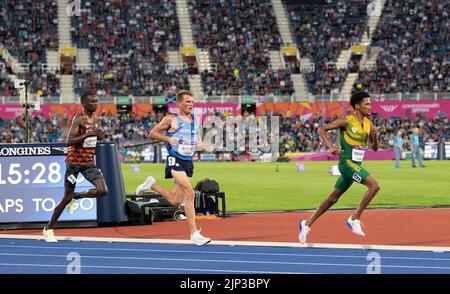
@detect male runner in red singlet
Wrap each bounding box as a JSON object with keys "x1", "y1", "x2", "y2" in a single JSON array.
[{"x1": 43, "y1": 92, "x2": 108, "y2": 242}]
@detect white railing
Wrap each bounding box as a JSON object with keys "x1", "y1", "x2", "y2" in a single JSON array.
[
  {"x1": 13, "y1": 63, "x2": 29, "y2": 73},
  {"x1": 42, "y1": 63, "x2": 60, "y2": 73},
  {"x1": 1, "y1": 92, "x2": 449, "y2": 105},
  {"x1": 73, "y1": 63, "x2": 96, "y2": 72},
  {"x1": 98, "y1": 92, "x2": 450, "y2": 103},
  {"x1": 300, "y1": 63, "x2": 315, "y2": 73},
  {"x1": 41, "y1": 96, "x2": 61, "y2": 104},
  {"x1": 360, "y1": 63, "x2": 377, "y2": 71},
  {"x1": 1, "y1": 96, "x2": 21, "y2": 104}
]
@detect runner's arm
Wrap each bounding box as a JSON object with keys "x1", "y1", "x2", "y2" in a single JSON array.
[
  {"x1": 318, "y1": 118, "x2": 348, "y2": 155},
  {"x1": 150, "y1": 115, "x2": 178, "y2": 145},
  {"x1": 369, "y1": 120, "x2": 379, "y2": 151},
  {"x1": 66, "y1": 116, "x2": 102, "y2": 146}
]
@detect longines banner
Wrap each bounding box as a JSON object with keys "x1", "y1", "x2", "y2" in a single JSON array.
[{"x1": 256, "y1": 101, "x2": 450, "y2": 119}]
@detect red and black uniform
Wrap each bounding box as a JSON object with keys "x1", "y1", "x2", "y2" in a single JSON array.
[
  {"x1": 64, "y1": 112, "x2": 103, "y2": 188},
  {"x1": 66, "y1": 112, "x2": 98, "y2": 165}
]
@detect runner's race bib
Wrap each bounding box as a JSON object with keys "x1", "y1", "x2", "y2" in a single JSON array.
[
  {"x1": 178, "y1": 140, "x2": 195, "y2": 156},
  {"x1": 352, "y1": 147, "x2": 367, "y2": 162},
  {"x1": 83, "y1": 136, "x2": 98, "y2": 148}
]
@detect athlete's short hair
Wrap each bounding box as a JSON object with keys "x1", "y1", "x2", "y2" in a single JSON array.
[
  {"x1": 81, "y1": 92, "x2": 95, "y2": 104},
  {"x1": 350, "y1": 91, "x2": 370, "y2": 109},
  {"x1": 176, "y1": 90, "x2": 193, "y2": 103}
]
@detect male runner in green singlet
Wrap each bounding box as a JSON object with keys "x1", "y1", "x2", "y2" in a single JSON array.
[{"x1": 299, "y1": 91, "x2": 380, "y2": 243}]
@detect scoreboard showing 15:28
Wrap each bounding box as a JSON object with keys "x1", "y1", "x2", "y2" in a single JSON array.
[{"x1": 0, "y1": 143, "x2": 97, "y2": 223}]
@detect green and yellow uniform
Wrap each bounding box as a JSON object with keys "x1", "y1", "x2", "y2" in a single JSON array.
[{"x1": 335, "y1": 115, "x2": 371, "y2": 193}]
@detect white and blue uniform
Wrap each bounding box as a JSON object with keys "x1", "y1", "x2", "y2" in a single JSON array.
[{"x1": 165, "y1": 113, "x2": 198, "y2": 178}]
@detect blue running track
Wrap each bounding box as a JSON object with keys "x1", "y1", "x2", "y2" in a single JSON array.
[{"x1": 0, "y1": 238, "x2": 449, "y2": 274}]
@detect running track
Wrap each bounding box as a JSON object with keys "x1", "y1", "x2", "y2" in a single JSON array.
[
  {"x1": 0, "y1": 238, "x2": 449, "y2": 274},
  {"x1": 1, "y1": 209, "x2": 450, "y2": 274}
]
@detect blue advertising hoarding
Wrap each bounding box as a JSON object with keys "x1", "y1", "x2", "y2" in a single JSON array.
[{"x1": 0, "y1": 143, "x2": 97, "y2": 223}]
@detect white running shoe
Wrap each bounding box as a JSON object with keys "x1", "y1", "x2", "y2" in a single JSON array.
[
  {"x1": 190, "y1": 230, "x2": 211, "y2": 246},
  {"x1": 299, "y1": 220, "x2": 311, "y2": 244},
  {"x1": 67, "y1": 198, "x2": 77, "y2": 215},
  {"x1": 43, "y1": 228, "x2": 58, "y2": 243},
  {"x1": 346, "y1": 216, "x2": 365, "y2": 236},
  {"x1": 135, "y1": 176, "x2": 156, "y2": 195}
]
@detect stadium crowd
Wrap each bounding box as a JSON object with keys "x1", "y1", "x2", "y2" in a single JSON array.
[
  {"x1": 0, "y1": 0, "x2": 60, "y2": 97},
  {"x1": 190, "y1": 0, "x2": 294, "y2": 96},
  {"x1": 287, "y1": 0, "x2": 370, "y2": 94},
  {"x1": 0, "y1": 0, "x2": 447, "y2": 97},
  {"x1": 71, "y1": 0, "x2": 189, "y2": 97},
  {"x1": 1, "y1": 110, "x2": 448, "y2": 156},
  {"x1": 355, "y1": 0, "x2": 449, "y2": 94}
]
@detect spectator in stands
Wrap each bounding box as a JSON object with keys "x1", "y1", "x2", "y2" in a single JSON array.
[{"x1": 393, "y1": 129, "x2": 403, "y2": 168}]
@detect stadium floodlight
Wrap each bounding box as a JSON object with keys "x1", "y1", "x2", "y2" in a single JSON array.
[{"x1": 14, "y1": 79, "x2": 33, "y2": 143}]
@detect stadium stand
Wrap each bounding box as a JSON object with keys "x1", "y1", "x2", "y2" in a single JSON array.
[
  {"x1": 71, "y1": 0, "x2": 189, "y2": 96},
  {"x1": 189, "y1": 0, "x2": 294, "y2": 95},
  {"x1": 0, "y1": 0, "x2": 60, "y2": 97},
  {"x1": 286, "y1": 0, "x2": 370, "y2": 94},
  {"x1": 355, "y1": 0, "x2": 449, "y2": 93}
]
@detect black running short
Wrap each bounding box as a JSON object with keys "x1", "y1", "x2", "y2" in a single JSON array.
[
  {"x1": 165, "y1": 155, "x2": 194, "y2": 179},
  {"x1": 64, "y1": 163, "x2": 104, "y2": 188}
]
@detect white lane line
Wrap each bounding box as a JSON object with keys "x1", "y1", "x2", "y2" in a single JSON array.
[
  {"x1": 1, "y1": 253, "x2": 450, "y2": 270},
  {"x1": 0, "y1": 263, "x2": 314, "y2": 274},
  {"x1": 1, "y1": 234, "x2": 449, "y2": 252},
  {"x1": 0, "y1": 244, "x2": 449, "y2": 262}
]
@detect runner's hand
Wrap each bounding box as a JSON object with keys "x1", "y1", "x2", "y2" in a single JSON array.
[
  {"x1": 86, "y1": 128, "x2": 103, "y2": 138},
  {"x1": 169, "y1": 137, "x2": 179, "y2": 145},
  {"x1": 328, "y1": 145, "x2": 341, "y2": 156},
  {"x1": 370, "y1": 125, "x2": 378, "y2": 137}
]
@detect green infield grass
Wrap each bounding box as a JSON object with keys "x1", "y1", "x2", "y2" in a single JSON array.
[{"x1": 122, "y1": 161, "x2": 450, "y2": 212}]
